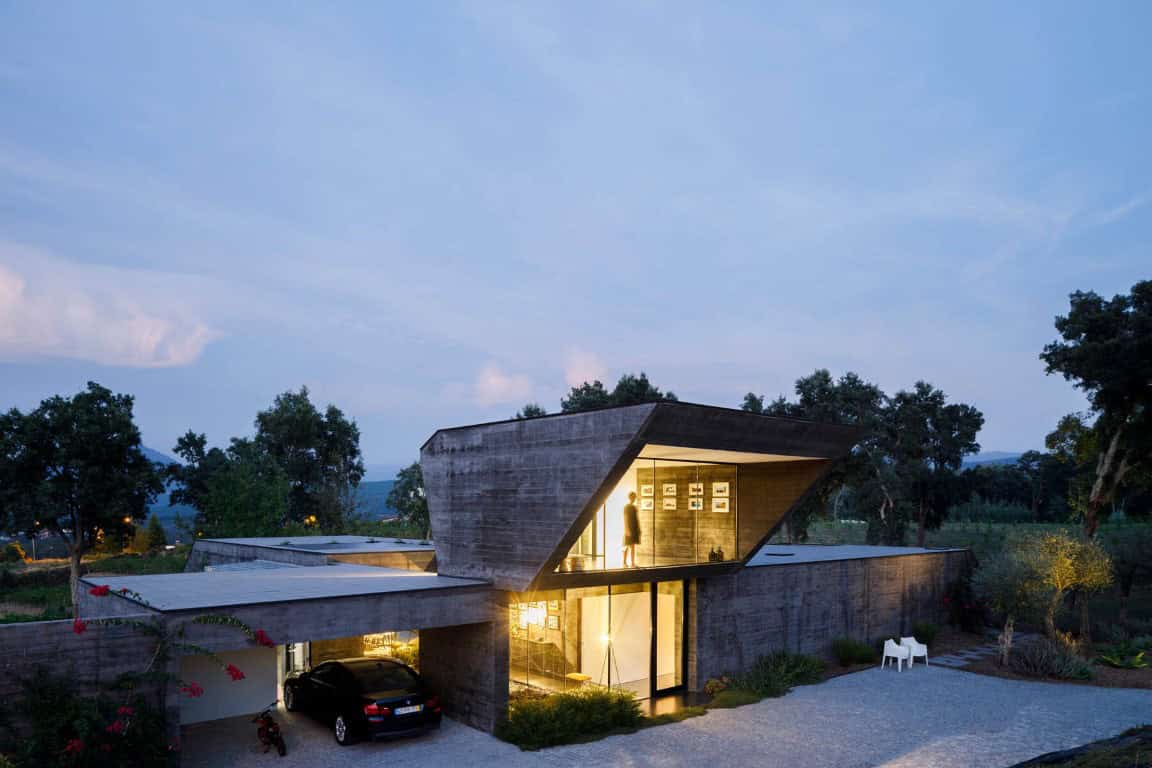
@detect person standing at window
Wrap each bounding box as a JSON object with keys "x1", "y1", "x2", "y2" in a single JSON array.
[{"x1": 622, "y1": 492, "x2": 641, "y2": 567}]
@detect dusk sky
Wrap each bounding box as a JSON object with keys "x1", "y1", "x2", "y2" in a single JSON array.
[{"x1": 1, "y1": 2, "x2": 1149, "y2": 470}]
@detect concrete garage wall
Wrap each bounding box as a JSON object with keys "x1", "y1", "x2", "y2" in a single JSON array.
[
  {"x1": 0, "y1": 616, "x2": 165, "y2": 748},
  {"x1": 692, "y1": 551, "x2": 970, "y2": 687},
  {"x1": 179, "y1": 647, "x2": 278, "y2": 724},
  {"x1": 419, "y1": 604, "x2": 509, "y2": 732}
]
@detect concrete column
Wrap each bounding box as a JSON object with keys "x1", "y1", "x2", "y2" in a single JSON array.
[{"x1": 419, "y1": 595, "x2": 509, "y2": 732}]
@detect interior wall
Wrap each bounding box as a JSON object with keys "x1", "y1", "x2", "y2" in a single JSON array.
[
  {"x1": 736, "y1": 460, "x2": 829, "y2": 558},
  {"x1": 179, "y1": 647, "x2": 277, "y2": 725}
]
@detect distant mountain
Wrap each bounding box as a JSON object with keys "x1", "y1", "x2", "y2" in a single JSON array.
[
  {"x1": 962, "y1": 451, "x2": 1024, "y2": 467},
  {"x1": 142, "y1": 446, "x2": 178, "y2": 466},
  {"x1": 355, "y1": 480, "x2": 397, "y2": 519}
]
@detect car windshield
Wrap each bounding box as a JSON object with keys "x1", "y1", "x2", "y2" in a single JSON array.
[{"x1": 347, "y1": 661, "x2": 418, "y2": 692}]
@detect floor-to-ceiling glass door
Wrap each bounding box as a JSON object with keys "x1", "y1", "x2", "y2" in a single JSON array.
[{"x1": 654, "y1": 581, "x2": 684, "y2": 693}]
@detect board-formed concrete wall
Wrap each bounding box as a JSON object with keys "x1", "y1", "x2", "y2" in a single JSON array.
[
  {"x1": 419, "y1": 602, "x2": 509, "y2": 732},
  {"x1": 0, "y1": 616, "x2": 166, "y2": 749},
  {"x1": 691, "y1": 550, "x2": 970, "y2": 686}
]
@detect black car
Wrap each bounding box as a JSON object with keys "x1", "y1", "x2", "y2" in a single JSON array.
[{"x1": 284, "y1": 657, "x2": 442, "y2": 746}]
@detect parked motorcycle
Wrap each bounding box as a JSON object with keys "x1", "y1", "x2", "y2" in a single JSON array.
[{"x1": 253, "y1": 702, "x2": 287, "y2": 757}]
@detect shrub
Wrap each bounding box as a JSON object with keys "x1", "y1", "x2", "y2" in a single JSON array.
[
  {"x1": 944, "y1": 570, "x2": 987, "y2": 633},
  {"x1": 831, "y1": 637, "x2": 876, "y2": 666},
  {"x1": 16, "y1": 668, "x2": 168, "y2": 767},
  {"x1": 911, "y1": 622, "x2": 939, "y2": 646},
  {"x1": 1095, "y1": 640, "x2": 1150, "y2": 669},
  {"x1": 0, "y1": 542, "x2": 26, "y2": 564},
  {"x1": 702, "y1": 676, "x2": 732, "y2": 696},
  {"x1": 495, "y1": 687, "x2": 642, "y2": 750},
  {"x1": 732, "y1": 651, "x2": 824, "y2": 698},
  {"x1": 706, "y1": 688, "x2": 763, "y2": 709},
  {"x1": 1010, "y1": 638, "x2": 1093, "y2": 680}
]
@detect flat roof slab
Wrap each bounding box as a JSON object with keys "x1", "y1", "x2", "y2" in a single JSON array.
[
  {"x1": 747, "y1": 544, "x2": 966, "y2": 567},
  {"x1": 202, "y1": 535, "x2": 434, "y2": 555},
  {"x1": 81, "y1": 562, "x2": 485, "y2": 612}
]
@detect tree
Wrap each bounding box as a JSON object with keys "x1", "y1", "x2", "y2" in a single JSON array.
[
  {"x1": 886, "y1": 382, "x2": 983, "y2": 546},
  {"x1": 254, "y1": 387, "x2": 365, "y2": 529},
  {"x1": 145, "y1": 513, "x2": 167, "y2": 551},
  {"x1": 1100, "y1": 526, "x2": 1152, "y2": 629},
  {"x1": 741, "y1": 393, "x2": 765, "y2": 414},
  {"x1": 1041, "y1": 280, "x2": 1152, "y2": 537},
  {"x1": 560, "y1": 372, "x2": 676, "y2": 413},
  {"x1": 0, "y1": 382, "x2": 163, "y2": 611},
  {"x1": 514, "y1": 403, "x2": 547, "y2": 419},
  {"x1": 387, "y1": 462, "x2": 429, "y2": 539},
  {"x1": 1022, "y1": 532, "x2": 1113, "y2": 640},
  {"x1": 166, "y1": 431, "x2": 230, "y2": 513},
  {"x1": 196, "y1": 440, "x2": 290, "y2": 538},
  {"x1": 973, "y1": 550, "x2": 1045, "y2": 665}
]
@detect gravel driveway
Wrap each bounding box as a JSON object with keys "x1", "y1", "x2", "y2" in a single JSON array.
[{"x1": 182, "y1": 666, "x2": 1152, "y2": 768}]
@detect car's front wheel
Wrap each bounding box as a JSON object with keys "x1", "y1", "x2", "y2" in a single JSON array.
[
  {"x1": 283, "y1": 686, "x2": 298, "y2": 712},
  {"x1": 334, "y1": 714, "x2": 356, "y2": 746}
]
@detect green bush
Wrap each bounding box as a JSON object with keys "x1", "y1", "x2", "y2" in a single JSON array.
[
  {"x1": 732, "y1": 651, "x2": 824, "y2": 698},
  {"x1": 911, "y1": 622, "x2": 939, "y2": 646},
  {"x1": 1095, "y1": 640, "x2": 1149, "y2": 669},
  {"x1": 16, "y1": 668, "x2": 168, "y2": 767},
  {"x1": 1010, "y1": 638, "x2": 1093, "y2": 680},
  {"x1": 831, "y1": 637, "x2": 876, "y2": 666},
  {"x1": 495, "y1": 687, "x2": 643, "y2": 750},
  {"x1": 707, "y1": 688, "x2": 763, "y2": 709}
]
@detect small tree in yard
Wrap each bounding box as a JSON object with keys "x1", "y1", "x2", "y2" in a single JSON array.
[
  {"x1": 1100, "y1": 526, "x2": 1152, "y2": 629},
  {"x1": 145, "y1": 513, "x2": 167, "y2": 551},
  {"x1": 974, "y1": 551, "x2": 1045, "y2": 664},
  {"x1": 1023, "y1": 532, "x2": 1113, "y2": 641}
]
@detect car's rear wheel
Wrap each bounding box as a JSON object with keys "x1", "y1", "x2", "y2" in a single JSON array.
[
  {"x1": 283, "y1": 686, "x2": 298, "y2": 712},
  {"x1": 334, "y1": 714, "x2": 356, "y2": 746}
]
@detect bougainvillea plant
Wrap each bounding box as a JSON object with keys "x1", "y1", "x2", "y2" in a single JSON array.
[{"x1": 51, "y1": 585, "x2": 280, "y2": 766}]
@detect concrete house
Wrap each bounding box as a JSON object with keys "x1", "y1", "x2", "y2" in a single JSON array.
[{"x1": 75, "y1": 402, "x2": 967, "y2": 736}]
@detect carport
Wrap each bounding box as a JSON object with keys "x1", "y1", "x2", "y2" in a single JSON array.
[{"x1": 78, "y1": 561, "x2": 501, "y2": 740}]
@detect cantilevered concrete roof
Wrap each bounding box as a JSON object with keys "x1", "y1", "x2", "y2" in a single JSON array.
[
  {"x1": 202, "y1": 535, "x2": 433, "y2": 555},
  {"x1": 748, "y1": 544, "x2": 967, "y2": 567},
  {"x1": 80, "y1": 562, "x2": 485, "y2": 612},
  {"x1": 422, "y1": 401, "x2": 862, "y2": 591}
]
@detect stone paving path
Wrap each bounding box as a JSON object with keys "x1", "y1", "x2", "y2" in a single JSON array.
[{"x1": 930, "y1": 632, "x2": 1039, "y2": 668}]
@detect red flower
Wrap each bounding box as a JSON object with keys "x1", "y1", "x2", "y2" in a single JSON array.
[
  {"x1": 72, "y1": 618, "x2": 88, "y2": 635},
  {"x1": 180, "y1": 682, "x2": 204, "y2": 698},
  {"x1": 226, "y1": 663, "x2": 246, "y2": 681},
  {"x1": 120, "y1": 587, "x2": 130, "y2": 593},
  {"x1": 100, "y1": 743, "x2": 112, "y2": 752},
  {"x1": 88, "y1": 584, "x2": 111, "y2": 597},
  {"x1": 117, "y1": 705, "x2": 135, "y2": 716},
  {"x1": 253, "y1": 629, "x2": 275, "y2": 647},
  {"x1": 106, "y1": 719, "x2": 124, "y2": 735},
  {"x1": 64, "y1": 738, "x2": 84, "y2": 754}
]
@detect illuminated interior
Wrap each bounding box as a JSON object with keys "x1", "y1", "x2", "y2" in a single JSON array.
[
  {"x1": 508, "y1": 582, "x2": 683, "y2": 698},
  {"x1": 557, "y1": 456, "x2": 738, "y2": 572}
]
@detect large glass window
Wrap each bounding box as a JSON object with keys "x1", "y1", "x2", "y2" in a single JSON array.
[
  {"x1": 557, "y1": 457, "x2": 738, "y2": 573},
  {"x1": 508, "y1": 582, "x2": 684, "y2": 700}
]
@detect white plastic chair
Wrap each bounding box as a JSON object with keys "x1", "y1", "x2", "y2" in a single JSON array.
[
  {"x1": 901, "y1": 636, "x2": 928, "y2": 668},
  {"x1": 881, "y1": 639, "x2": 911, "y2": 671}
]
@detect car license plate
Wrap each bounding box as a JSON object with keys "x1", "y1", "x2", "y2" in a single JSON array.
[{"x1": 395, "y1": 704, "x2": 422, "y2": 715}]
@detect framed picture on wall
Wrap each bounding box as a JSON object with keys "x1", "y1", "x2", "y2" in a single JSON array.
[
  {"x1": 712, "y1": 498, "x2": 730, "y2": 513},
  {"x1": 688, "y1": 482, "x2": 704, "y2": 496},
  {"x1": 662, "y1": 483, "x2": 677, "y2": 497},
  {"x1": 689, "y1": 498, "x2": 704, "y2": 511},
  {"x1": 547, "y1": 615, "x2": 559, "y2": 630},
  {"x1": 712, "y1": 481, "x2": 730, "y2": 498},
  {"x1": 662, "y1": 497, "x2": 677, "y2": 510},
  {"x1": 640, "y1": 484, "x2": 655, "y2": 497},
  {"x1": 641, "y1": 498, "x2": 655, "y2": 511},
  {"x1": 548, "y1": 600, "x2": 560, "y2": 612}
]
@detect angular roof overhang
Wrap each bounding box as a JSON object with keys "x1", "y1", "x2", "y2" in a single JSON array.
[{"x1": 421, "y1": 401, "x2": 861, "y2": 591}]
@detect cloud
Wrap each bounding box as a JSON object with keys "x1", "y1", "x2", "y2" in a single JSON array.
[
  {"x1": 473, "y1": 362, "x2": 533, "y2": 406},
  {"x1": 0, "y1": 245, "x2": 219, "y2": 367},
  {"x1": 564, "y1": 349, "x2": 607, "y2": 387}
]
